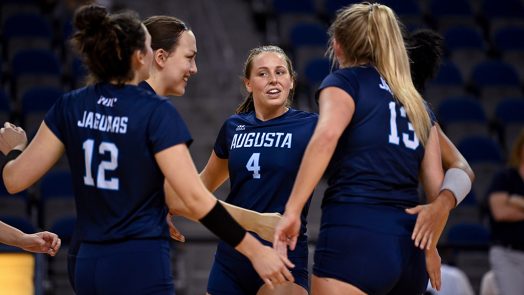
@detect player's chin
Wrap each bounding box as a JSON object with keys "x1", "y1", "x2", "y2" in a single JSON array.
[{"x1": 172, "y1": 88, "x2": 185, "y2": 96}]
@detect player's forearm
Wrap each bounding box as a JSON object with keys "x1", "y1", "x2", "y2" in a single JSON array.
[
  {"x1": 220, "y1": 200, "x2": 256, "y2": 230},
  {"x1": 0, "y1": 221, "x2": 25, "y2": 247},
  {"x1": 437, "y1": 124, "x2": 475, "y2": 182},
  {"x1": 286, "y1": 131, "x2": 337, "y2": 215}
]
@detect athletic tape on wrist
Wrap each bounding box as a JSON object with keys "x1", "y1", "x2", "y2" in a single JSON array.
[
  {"x1": 440, "y1": 168, "x2": 471, "y2": 206},
  {"x1": 199, "y1": 201, "x2": 246, "y2": 247}
]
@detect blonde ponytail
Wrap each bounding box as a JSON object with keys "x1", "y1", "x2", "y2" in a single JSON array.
[{"x1": 327, "y1": 2, "x2": 431, "y2": 145}]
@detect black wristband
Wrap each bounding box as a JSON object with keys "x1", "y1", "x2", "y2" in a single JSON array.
[
  {"x1": 1, "y1": 149, "x2": 22, "y2": 173},
  {"x1": 199, "y1": 201, "x2": 247, "y2": 247}
]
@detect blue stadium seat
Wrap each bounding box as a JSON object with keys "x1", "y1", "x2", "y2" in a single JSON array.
[
  {"x1": 494, "y1": 98, "x2": 524, "y2": 149},
  {"x1": 0, "y1": 178, "x2": 29, "y2": 218},
  {"x1": 493, "y1": 26, "x2": 524, "y2": 82},
  {"x1": 481, "y1": 0, "x2": 524, "y2": 33},
  {"x1": 444, "y1": 26, "x2": 487, "y2": 79},
  {"x1": 444, "y1": 189, "x2": 481, "y2": 238},
  {"x1": 428, "y1": 0, "x2": 476, "y2": 31},
  {"x1": 446, "y1": 223, "x2": 490, "y2": 248},
  {"x1": 0, "y1": 0, "x2": 40, "y2": 27},
  {"x1": 2, "y1": 13, "x2": 53, "y2": 61},
  {"x1": 323, "y1": 0, "x2": 359, "y2": 20},
  {"x1": 270, "y1": 0, "x2": 318, "y2": 46},
  {"x1": 437, "y1": 96, "x2": 487, "y2": 123},
  {"x1": 471, "y1": 60, "x2": 522, "y2": 115},
  {"x1": 382, "y1": 0, "x2": 421, "y2": 18},
  {"x1": 300, "y1": 57, "x2": 331, "y2": 111},
  {"x1": 444, "y1": 222, "x2": 491, "y2": 293},
  {"x1": 304, "y1": 57, "x2": 331, "y2": 86},
  {"x1": 458, "y1": 135, "x2": 504, "y2": 164},
  {"x1": 289, "y1": 22, "x2": 328, "y2": 76},
  {"x1": 437, "y1": 96, "x2": 489, "y2": 143},
  {"x1": 10, "y1": 49, "x2": 62, "y2": 101},
  {"x1": 458, "y1": 135, "x2": 504, "y2": 198},
  {"x1": 432, "y1": 61, "x2": 464, "y2": 85},
  {"x1": 289, "y1": 22, "x2": 328, "y2": 48},
  {"x1": 272, "y1": 0, "x2": 315, "y2": 14},
  {"x1": 494, "y1": 26, "x2": 524, "y2": 53},
  {"x1": 21, "y1": 86, "x2": 63, "y2": 136},
  {"x1": 38, "y1": 170, "x2": 75, "y2": 228},
  {"x1": 472, "y1": 61, "x2": 520, "y2": 87},
  {"x1": 425, "y1": 61, "x2": 465, "y2": 106}
]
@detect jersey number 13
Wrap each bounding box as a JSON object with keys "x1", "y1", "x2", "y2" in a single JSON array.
[{"x1": 388, "y1": 101, "x2": 419, "y2": 150}]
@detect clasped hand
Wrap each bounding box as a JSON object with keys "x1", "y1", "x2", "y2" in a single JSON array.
[{"x1": 0, "y1": 122, "x2": 27, "y2": 155}]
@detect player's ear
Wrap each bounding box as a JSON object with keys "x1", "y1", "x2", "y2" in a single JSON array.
[
  {"x1": 243, "y1": 77, "x2": 252, "y2": 94},
  {"x1": 134, "y1": 49, "x2": 145, "y2": 65},
  {"x1": 154, "y1": 49, "x2": 168, "y2": 68},
  {"x1": 333, "y1": 38, "x2": 346, "y2": 65}
]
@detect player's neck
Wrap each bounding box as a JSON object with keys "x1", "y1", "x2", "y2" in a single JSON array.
[{"x1": 255, "y1": 107, "x2": 289, "y2": 122}]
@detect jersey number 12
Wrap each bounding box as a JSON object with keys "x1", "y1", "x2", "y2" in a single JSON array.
[{"x1": 83, "y1": 139, "x2": 119, "y2": 190}]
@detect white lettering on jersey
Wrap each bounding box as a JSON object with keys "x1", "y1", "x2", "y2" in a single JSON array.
[
  {"x1": 97, "y1": 95, "x2": 118, "y2": 107},
  {"x1": 78, "y1": 111, "x2": 128, "y2": 134},
  {"x1": 379, "y1": 76, "x2": 393, "y2": 95},
  {"x1": 230, "y1": 132, "x2": 292, "y2": 149}
]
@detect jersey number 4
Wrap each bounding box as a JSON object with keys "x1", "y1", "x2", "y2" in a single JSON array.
[
  {"x1": 388, "y1": 101, "x2": 419, "y2": 150},
  {"x1": 246, "y1": 153, "x2": 261, "y2": 179},
  {"x1": 82, "y1": 139, "x2": 119, "y2": 190}
]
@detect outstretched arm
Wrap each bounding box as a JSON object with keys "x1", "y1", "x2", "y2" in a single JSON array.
[
  {"x1": 165, "y1": 151, "x2": 282, "y2": 242},
  {"x1": 156, "y1": 144, "x2": 294, "y2": 288},
  {"x1": 274, "y1": 87, "x2": 354, "y2": 252},
  {"x1": 164, "y1": 151, "x2": 229, "y2": 219},
  {"x1": 0, "y1": 221, "x2": 61, "y2": 256}
]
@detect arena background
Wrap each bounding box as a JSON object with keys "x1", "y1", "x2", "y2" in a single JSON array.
[{"x1": 0, "y1": 0, "x2": 523, "y2": 294}]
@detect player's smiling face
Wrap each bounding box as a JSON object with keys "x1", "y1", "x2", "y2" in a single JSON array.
[
  {"x1": 244, "y1": 52, "x2": 294, "y2": 113},
  {"x1": 164, "y1": 30, "x2": 197, "y2": 96}
]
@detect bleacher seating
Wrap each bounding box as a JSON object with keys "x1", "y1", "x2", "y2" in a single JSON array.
[{"x1": 1, "y1": 0, "x2": 523, "y2": 294}]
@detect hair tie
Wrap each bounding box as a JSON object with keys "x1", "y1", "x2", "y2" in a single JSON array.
[{"x1": 368, "y1": 3, "x2": 379, "y2": 13}]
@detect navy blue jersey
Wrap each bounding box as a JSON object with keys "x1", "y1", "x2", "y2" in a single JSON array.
[
  {"x1": 45, "y1": 83, "x2": 192, "y2": 242},
  {"x1": 214, "y1": 108, "x2": 318, "y2": 235},
  {"x1": 318, "y1": 66, "x2": 426, "y2": 207},
  {"x1": 138, "y1": 81, "x2": 155, "y2": 94}
]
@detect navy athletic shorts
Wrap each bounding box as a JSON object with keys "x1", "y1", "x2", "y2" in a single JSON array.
[
  {"x1": 75, "y1": 239, "x2": 175, "y2": 295},
  {"x1": 313, "y1": 202, "x2": 428, "y2": 295}
]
